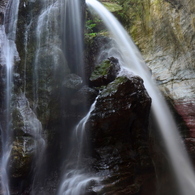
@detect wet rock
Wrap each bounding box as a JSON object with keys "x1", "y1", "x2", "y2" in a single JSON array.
[
  {"x1": 174, "y1": 99, "x2": 195, "y2": 138},
  {"x1": 62, "y1": 74, "x2": 83, "y2": 90},
  {"x1": 90, "y1": 57, "x2": 120, "y2": 87},
  {"x1": 10, "y1": 136, "x2": 35, "y2": 179},
  {"x1": 0, "y1": 0, "x2": 8, "y2": 24},
  {"x1": 10, "y1": 93, "x2": 45, "y2": 184},
  {"x1": 71, "y1": 85, "x2": 98, "y2": 107},
  {"x1": 87, "y1": 70, "x2": 153, "y2": 194},
  {"x1": 85, "y1": 36, "x2": 114, "y2": 79},
  {"x1": 185, "y1": 138, "x2": 195, "y2": 166}
]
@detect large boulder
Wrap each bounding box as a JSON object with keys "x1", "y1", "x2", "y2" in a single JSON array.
[{"x1": 85, "y1": 59, "x2": 154, "y2": 194}]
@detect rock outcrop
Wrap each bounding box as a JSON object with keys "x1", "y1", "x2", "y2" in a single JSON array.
[{"x1": 85, "y1": 58, "x2": 154, "y2": 195}]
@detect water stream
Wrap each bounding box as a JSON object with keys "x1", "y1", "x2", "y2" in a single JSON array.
[
  {"x1": 86, "y1": 0, "x2": 195, "y2": 194},
  {"x1": 33, "y1": 0, "x2": 59, "y2": 111},
  {"x1": 0, "y1": 0, "x2": 20, "y2": 194},
  {"x1": 58, "y1": 97, "x2": 100, "y2": 195},
  {"x1": 30, "y1": 0, "x2": 60, "y2": 192},
  {"x1": 60, "y1": 0, "x2": 84, "y2": 76}
]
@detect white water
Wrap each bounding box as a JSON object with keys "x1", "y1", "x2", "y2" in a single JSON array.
[
  {"x1": 30, "y1": 1, "x2": 60, "y2": 192},
  {"x1": 0, "y1": 0, "x2": 20, "y2": 194},
  {"x1": 60, "y1": 0, "x2": 84, "y2": 76},
  {"x1": 33, "y1": 0, "x2": 59, "y2": 110},
  {"x1": 86, "y1": 0, "x2": 195, "y2": 195},
  {"x1": 58, "y1": 97, "x2": 100, "y2": 195}
]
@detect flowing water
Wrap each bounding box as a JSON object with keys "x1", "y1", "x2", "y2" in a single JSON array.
[
  {"x1": 86, "y1": 0, "x2": 195, "y2": 194},
  {"x1": 1, "y1": 0, "x2": 20, "y2": 195},
  {"x1": 0, "y1": 0, "x2": 20, "y2": 194},
  {"x1": 33, "y1": 0, "x2": 59, "y2": 110},
  {"x1": 60, "y1": 0, "x2": 84, "y2": 76},
  {"x1": 30, "y1": 0, "x2": 60, "y2": 192},
  {"x1": 57, "y1": 1, "x2": 100, "y2": 194},
  {"x1": 57, "y1": 97, "x2": 100, "y2": 195}
]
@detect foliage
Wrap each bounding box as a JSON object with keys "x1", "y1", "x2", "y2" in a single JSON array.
[
  {"x1": 85, "y1": 18, "x2": 102, "y2": 39},
  {"x1": 86, "y1": 19, "x2": 97, "y2": 32}
]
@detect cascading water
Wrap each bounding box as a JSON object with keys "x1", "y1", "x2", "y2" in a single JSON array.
[
  {"x1": 1, "y1": 0, "x2": 20, "y2": 195},
  {"x1": 0, "y1": 0, "x2": 20, "y2": 194},
  {"x1": 86, "y1": 0, "x2": 195, "y2": 194},
  {"x1": 57, "y1": 0, "x2": 102, "y2": 193},
  {"x1": 33, "y1": 0, "x2": 59, "y2": 110},
  {"x1": 57, "y1": 97, "x2": 100, "y2": 195},
  {"x1": 30, "y1": 0, "x2": 61, "y2": 192},
  {"x1": 60, "y1": 0, "x2": 84, "y2": 76}
]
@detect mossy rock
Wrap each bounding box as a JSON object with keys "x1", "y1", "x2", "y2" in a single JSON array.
[
  {"x1": 91, "y1": 60, "x2": 111, "y2": 79},
  {"x1": 90, "y1": 57, "x2": 120, "y2": 87},
  {"x1": 10, "y1": 136, "x2": 35, "y2": 179},
  {"x1": 102, "y1": 2, "x2": 123, "y2": 13},
  {"x1": 100, "y1": 76, "x2": 129, "y2": 97}
]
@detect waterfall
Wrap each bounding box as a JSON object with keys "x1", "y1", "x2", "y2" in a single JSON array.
[
  {"x1": 60, "y1": 0, "x2": 84, "y2": 76},
  {"x1": 33, "y1": 0, "x2": 59, "y2": 111},
  {"x1": 30, "y1": 0, "x2": 60, "y2": 192},
  {"x1": 0, "y1": 0, "x2": 20, "y2": 194},
  {"x1": 86, "y1": 0, "x2": 195, "y2": 195},
  {"x1": 56, "y1": 1, "x2": 101, "y2": 194},
  {"x1": 57, "y1": 97, "x2": 100, "y2": 195}
]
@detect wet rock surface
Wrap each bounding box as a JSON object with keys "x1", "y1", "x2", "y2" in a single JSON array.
[
  {"x1": 85, "y1": 60, "x2": 154, "y2": 194},
  {"x1": 90, "y1": 57, "x2": 120, "y2": 87}
]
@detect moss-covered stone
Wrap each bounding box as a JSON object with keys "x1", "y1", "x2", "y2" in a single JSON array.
[
  {"x1": 100, "y1": 76, "x2": 128, "y2": 97},
  {"x1": 102, "y1": 2, "x2": 123, "y2": 12},
  {"x1": 90, "y1": 57, "x2": 120, "y2": 87},
  {"x1": 91, "y1": 60, "x2": 111, "y2": 79}
]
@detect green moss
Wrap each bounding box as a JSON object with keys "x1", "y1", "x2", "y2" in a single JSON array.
[
  {"x1": 102, "y1": 2, "x2": 123, "y2": 12},
  {"x1": 101, "y1": 76, "x2": 128, "y2": 97},
  {"x1": 90, "y1": 60, "x2": 112, "y2": 80}
]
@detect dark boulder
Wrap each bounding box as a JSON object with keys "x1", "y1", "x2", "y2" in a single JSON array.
[{"x1": 86, "y1": 65, "x2": 154, "y2": 194}]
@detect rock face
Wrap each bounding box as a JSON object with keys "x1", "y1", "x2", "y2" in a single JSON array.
[
  {"x1": 0, "y1": 0, "x2": 7, "y2": 24},
  {"x1": 111, "y1": 0, "x2": 195, "y2": 157},
  {"x1": 90, "y1": 57, "x2": 121, "y2": 86},
  {"x1": 85, "y1": 58, "x2": 154, "y2": 195}
]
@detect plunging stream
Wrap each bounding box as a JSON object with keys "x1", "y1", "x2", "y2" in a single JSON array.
[
  {"x1": 86, "y1": 0, "x2": 195, "y2": 195},
  {"x1": 57, "y1": 97, "x2": 100, "y2": 195}
]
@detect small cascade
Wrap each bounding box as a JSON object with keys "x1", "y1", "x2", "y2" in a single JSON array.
[
  {"x1": 86, "y1": 0, "x2": 195, "y2": 194},
  {"x1": 33, "y1": 0, "x2": 60, "y2": 110},
  {"x1": 57, "y1": 97, "x2": 100, "y2": 195},
  {"x1": 30, "y1": 0, "x2": 61, "y2": 192},
  {"x1": 0, "y1": 0, "x2": 20, "y2": 194}
]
